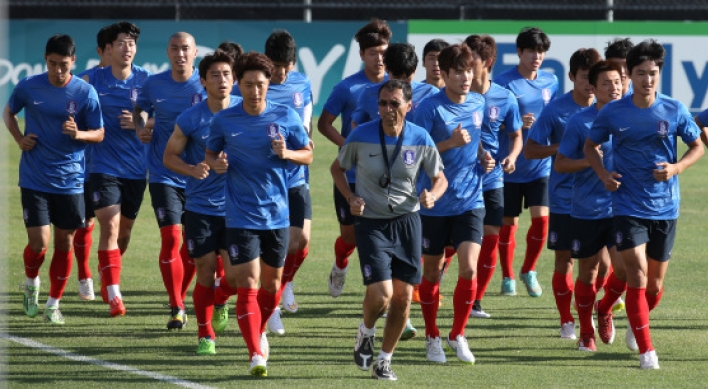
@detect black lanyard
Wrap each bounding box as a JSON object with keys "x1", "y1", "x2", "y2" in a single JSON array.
[{"x1": 378, "y1": 121, "x2": 405, "y2": 189}]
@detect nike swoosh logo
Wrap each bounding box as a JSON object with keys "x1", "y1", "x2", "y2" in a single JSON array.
[
  {"x1": 515, "y1": 94, "x2": 524, "y2": 99},
  {"x1": 237, "y1": 312, "x2": 253, "y2": 319},
  {"x1": 33, "y1": 101, "x2": 44, "y2": 105},
  {"x1": 368, "y1": 153, "x2": 380, "y2": 157},
  {"x1": 556, "y1": 291, "x2": 571, "y2": 296},
  {"x1": 201, "y1": 135, "x2": 209, "y2": 139},
  {"x1": 156, "y1": 99, "x2": 167, "y2": 103},
  {"x1": 465, "y1": 301, "x2": 475, "y2": 304},
  {"x1": 231, "y1": 132, "x2": 242, "y2": 137},
  {"x1": 619, "y1": 127, "x2": 630, "y2": 132},
  {"x1": 99, "y1": 92, "x2": 109, "y2": 96},
  {"x1": 635, "y1": 324, "x2": 648, "y2": 330}
]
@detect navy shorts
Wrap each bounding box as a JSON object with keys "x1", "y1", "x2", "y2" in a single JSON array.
[
  {"x1": 149, "y1": 183, "x2": 185, "y2": 228},
  {"x1": 225, "y1": 227, "x2": 289, "y2": 268},
  {"x1": 289, "y1": 184, "x2": 312, "y2": 228},
  {"x1": 21, "y1": 188, "x2": 85, "y2": 230},
  {"x1": 184, "y1": 210, "x2": 227, "y2": 259},
  {"x1": 614, "y1": 216, "x2": 676, "y2": 262},
  {"x1": 483, "y1": 188, "x2": 504, "y2": 226},
  {"x1": 83, "y1": 185, "x2": 95, "y2": 220},
  {"x1": 570, "y1": 217, "x2": 615, "y2": 259},
  {"x1": 89, "y1": 174, "x2": 146, "y2": 220},
  {"x1": 548, "y1": 212, "x2": 573, "y2": 251},
  {"x1": 354, "y1": 212, "x2": 422, "y2": 286},
  {"x1": 333, "y1": 183, "x2": 356, "y2": 226},
  {"x1": 421, "y1": 208, "x2": 485, "y2": 256},
  {"x1": 503, "y1": 176, "x2": 549, "y2": 217}
]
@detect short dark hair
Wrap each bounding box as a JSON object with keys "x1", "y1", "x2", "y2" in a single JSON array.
[
  {"x1": 96, "y1": 26, "x2": 112, "y2": 50},
  {"x1": 383, "y1": 43, "x2": 418, "y2": 79},
  {"x1": 516, "y1": 27, "x2": 551, "y2": 52},
  {"x1": 605, "y1": 38, "x2": 634, "y2": 60},
  {"x1": 626, "y1": 39, "x2": 665, "y2": 75},
  {"x1": 569, "y1": 48, "x2": 601, "y2": 76},
  {"x1": 108, "y1": 21, "x2": 140, "y2": 44},
  {"x1": 265, "y1": 30, "x2": 297, "y2": 64},
  {"x1": 464, "y1": 34, "x2": 497, "y2": 70},
  {"x1": 355, "y1": 18, "x2": 392, "y2": 52},
  {"x1": 234, "y1": 51, "x2": 273, "y2": 81},
  {"x1": 378, "y1": 79, "x2": 412, "y2": 103},
  {"x1": 588, "y1": 60, "x2": 624, "y2": 87},
  {"x1": 218, "y1": 41, "x2": 244, "y2": 62},
  {"x1": 46, "y1": 34, "x2": 75, "y2": 57},
  {"x1": 198, "y1": 49, "x2": 234, "y2": 81},
  {"x1": 423, "y1": 39, "x2": 449, "y2": 58},
  {"x1": 437, "y1": 44, "x2": 473, "y2": 74}
]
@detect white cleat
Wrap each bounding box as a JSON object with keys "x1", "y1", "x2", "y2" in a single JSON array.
[
  {"x1": 626, "y1": 326, "x2": 639, "y2": 352},
  {"x1": 328, "y1": 265, "x2": 347, "y2": 298},
  {"x1": 260, "y1": 332, "x2": 270, "y2": 361},
  {"x1": 267, "y1": 307, "x2": 285, "y2": 335},
  {"x1": 446, "y1": 334, "x2": 475, "y2": 364},
  {"x1": 78, "y1": 278, "x2": 95, "y2": 301},
  {"x1": 282, "y1": 281, "x2": 298, "y2": 313},
  {"x1": 560, "y1": 321, "x2": 577, "y2": 340},
  {"x1": 639, "y1": 350, "x2": 660, "y2": 370},
  {"x1": 425, "y1": 336, "x2": 447, "y2": 363}
]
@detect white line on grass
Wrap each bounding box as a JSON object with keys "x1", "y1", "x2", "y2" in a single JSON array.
[{"x1": 1, "y1": 333, "x2": 216, "y2": 389}]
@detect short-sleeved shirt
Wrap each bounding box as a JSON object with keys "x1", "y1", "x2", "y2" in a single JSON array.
[
  {"x1": 136, "y1": 69, "x2": 206, "y2": 187},
  {"x1": 528, "y1": 92, "x2": 588, "y2": 214},
  {"x1": 207, "y1": 101, "x2": 309, "y2": 229},
  {"x1": 337, "y1": 119, "x2": 443, "y2": 219},
  {"x1": 85, "y1": 65, "x2": 151, "y2": 180},
  {"x1": 494, "y1": 67, "x2": 559, "y2": 183},
  {"x1": 8, "y1": 73, "x2": 103, "y2": 194},
  {"x1": 558, "y1": 105, "x2": 613, "y2": 220},
  {"x1": 413, "y1": 89, "x2": 486, "y2": 216},
  {"x1": 351, "y1": 81, "x2": 439, "y2": 126},
  {"x1": 588, "y1": 93, "x2": 701, "y2": 219},
  {"x1": 480, "y1": 82, "x2": 523, "y2": 191}
]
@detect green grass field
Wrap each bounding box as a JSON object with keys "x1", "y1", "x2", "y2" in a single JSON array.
[{"x1": 2, "y1": 118, "x2": 708, "y2": 388}]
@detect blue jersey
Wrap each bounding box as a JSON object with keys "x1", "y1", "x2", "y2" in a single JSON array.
[
  {"x1": 494, "y1": 67, "x2": 559, "y2": 183},
  {"x1": 414, "y1": 89, "x2": 485, "y2": 215},
  {"x1": 480, "y1": 82, "x2": 523, "y2": 191},
  {"x1": 136, "y1": 70, "x2": 206, "y2": 187},
  {"x1": 352, "y1": 81, "x2": 438, "y2": 126},
  {"x1": 528, "y1": 92, "x2": 588, "y2": 214},
  {"x1": 696, "y1": 106, "x2": 708, "y2": 126},
  {"x1": 558, "y1": 105, "x2": 613, "y2": 220},
  {"x1": 177, "y1": 96, "x2": 241, "y2": 217},
  {"x1": 85, "y1": 65, "x2": 151, "y2": 180},
  {"x1": 207, "y1": 101, "x2": 310, "y2": 229},
  {"x1": 8, "y1": 74, "x2": 103, "y2": 194},
  {"x1": 76, "y1": 67, "x2": 102, "y2": 179},
  {"x1": 588, "y1": 93, "x2": 701, "y2": 219}
]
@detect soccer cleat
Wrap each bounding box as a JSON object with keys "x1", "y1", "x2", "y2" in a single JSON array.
[
  {"x1": 560, "y1": 321, "x2": 577, "y2": 340},
  {"x1": 470, "y1": 301, "x2": 491, "y2": 319},
  {"x1": 639, "y1": 350, "x2": 660, "y2": 370},
  {"x1": 578, "y1": 333, "x2": 597, "y2": 352},
  {"x1": 612, "y1": 297, "x2": 626, "y2": 313},
  {"x1": 520, "y1": 271, "x2": 542, "y2": 297},
  {"x1": 412, "y1": 286, "x2": 421, "y2": 303},
  {"x1": 212, "y1": 304, "x2": 228, "y2": 334},
  {"x1": 260, "y1": 332, "x2": 270, "y2": 361},
  {"x1": 267, "y1": 307, "x2": 285, "y2": 335},
  {"x1": 109, "y1": 297, "x2": 126, "y2": 317},
  {"x1": 249, "y1": 353, "x2": 268, "y2": 377},
  {"x1": 328, "y1": 264, "x2": 347, "y2": 298},
  {"x1": 626, "y1": 326, "x2": 639, "y2": 352},
  {"x1": 371, "y1": 358, "x2": 397, "y2": 381},
  {"x1": 282, "y1": 281, "x2": 298, "y2": 313},
  {"x1": 446, "y1": 334, "x2": 475, "y2": 364},
  {"x1": 500, "y1": 277, "x2": 517, "y2": 296},
  {"x1": 43, "y1": 306, "x2": 65, "y2": 325},
  {"x1": 597, "y1": 312, "x2": 615, "y2": 344},
  {"x1": 354, "y1": 326, "x2": 375, "y2": 371},
  {"x1": 399, "y1": 319, "x2": 417, "y2": 341},
  {"x1": 78, "y1": 278, "x2": 95, "y2": 301},
  {"x1": 20, "y1": 284, "x2": 40, "y2": 318},
  {"x1": 425, "y1": 336, "x2": 447, "y2": 363},
  {"x1": 167, "y1": 307, "x2": 187, "y2": 330},
  {"x1": 196, "y1": 337, "x2": 216, "y2": 355}
]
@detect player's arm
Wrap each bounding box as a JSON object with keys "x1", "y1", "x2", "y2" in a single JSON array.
[
  {"x1": 272, "y1": 132, "x2": 313, "y2": 165},
  {"x1": 524, "y1": 138, "x2": 558, "y2": 159},
  {"x1": 303, "y1": 102, "x2": 313, "y2": 138},
  {"x1": 584, "y1": 138, "x2": 620, "y2": 191},
  {"x1": 331, "y1": 157, "x2": 364, "y2": 216},
  {"x1": 164, "y1": 124, "x2": 209, "y2": 180},
  {"x1": 503, "y1": 130, "x2": 523, "y2": 173},
  {"x1": 318, "y1": 109, "x2": 346, "y2": 147},
  {"x1": 133, "y1": 105, "x2": 151, "y2": 143},
  {"x1": 654, "y1": 138, "x2": 704, "y2": 182},
  {"x1": 3, "y1": 105, "x2": 37, "y2": 151},
  {"x1": 436, "y1": 123, "x2": 470, "y2": 153},
  {"x1": 420, "y1": 170, "x2": 447, "y2": 209},
  {"x1": 62, "y1": 116, "x2": 104, "y2": 143},
  {"x1": 554, "y1": 152, "x2": 590, "y2": 173},
  {"x1": 205, "y1": 148, "x2": 228, "y2": 174}
]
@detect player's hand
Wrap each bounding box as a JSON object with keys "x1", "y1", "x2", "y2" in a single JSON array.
[
  {"x1": 272, "y1": 132, "x2": 289, "y2": 159},
  {"x1": 420, "y1": 189, "x2": 436, "y2": 209},
  {"x1": 119, "y1": 109, "x2": 135, "y2": 130},
  {"x1": 62, "y1": 116, "x2": 79, "y2": 139},
  {"x1": 191, "y1": 161, "x2": 210, "y2": 180},
  {"x1": 17, "y1": 133, "x2": 38, "y2": 151},
  {"x1": 481, "y1": 151, "x2": 495, "y2": 173},
  {"x1": 653, "y1": 162, "x2": 677, "y2": 181},
  {"x1": 211, "y1": 151, "x2": 228, "y2": 174},
  {"x1": 522, "y1": 113, "x2": 535, "y2": 130},
  {"x1": 349, "y1": 195, "x2": 365, "y2": 216},
  {"x1": 449, "y1": 124, "x2": 471, "y2": 147},
  {"x1": 137, "y1": 127, "x2": 152, "y2": 144},
  {"x1": 309, "y1": 138, "x2": 315, "y2": 150},
  {"x1": 502, "y1": 156, "x2": 516, "y2": 173},
  {"x1": 601, "y1": 171, "x2": 622, "y2": 192}
]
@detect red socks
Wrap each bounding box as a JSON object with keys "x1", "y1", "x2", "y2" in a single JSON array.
[
  {"x1": 450, "y1": 277, "x2": 476, "y2": 339},
  {"x1": 215, "y1": 255, "x2": 225, "y2": 279},
  {"x1": 574, "y1": 280, "x2": 597, "y2": 336},
  {"x1": 626, "y1": 287, "x2": 653, "y2": 354},
  {"x1": 236, "y1": 288, "x2": 262, "y2": 358},
  {"x1": 552, "y1": 271, "x2": 575, "y2": 324},
  {"x1": 597, "y1": 272, "x2": 627, "y2": 314},
  {"x1": 98, "y1": 249, "x2": 122, "y2": 287},
  {"x1": 521, "y1": 216, "x2": 548, "y2": 274},
  {"x1": 193, "y1": 282, "x2": 215, "y2": 339},
  {"x1": 215, "y1": 277, "x2": 238, "y2": 306},
  {"x1": 499, "y1": 225, "x2": 517, "y2": 279},
  {"x1": 159, "y1": 225, "x2": 184, "y2": 308},
  {"x1": 180, "y1": 234, "x2": 196, "y2": 303},
  {"x1": 257, "y1": 288, "x2": 282, "y2": 333},
  {"x1": 23, "y1": 245, "x2": 47, "y2": 278},
  {"x1": 293, "y1": 246, "x2": 309, "y2": 277},
  {"x1": 476, "y1": 235, "x2": 499, "y2": 301},
  {"x1": 334, "y1": 237, "x2": 355, "y2": 270},
  {"x1": 646, "y1": 287, "x2": 664, "y2": 311},
  {"x1": 419, "y1": 277, "x2": 440, "y2": 338},
  {"x1": 48, "y1": 249, "x2": 72, "y2": 299},
  {"x1": 74, "y1": 223, "x2": 94, "y2": 280}
]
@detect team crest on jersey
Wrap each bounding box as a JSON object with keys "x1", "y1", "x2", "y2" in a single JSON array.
[
  {"x1": 549, "y1": 231, "x2": 557, "y2": 244},
  {"x1": 363, "y1": 264, "x2": 372, "y2": 280},
  {"x1": 542, "y1": 88, "x2": 552, "y2": 105},
  {"x1": 402, "y1": 150, "x2": 416, "y2": 167},
  {"x1": 292, "y1": 92, "x2": 304, "y2": 108},
  {"x1": 489, "y1": 106, "x2": 500, "y2": 122},
  {"x1": 92, "y1": 191, "x2": 101, "y2": 204},
  {"x1": 267, "y1": 123, "x2": 280, "y2": 139},
  {"x1": 129, "y1": 88, "x2": 139, "y2": 104},
  {"x1": 66, "y1": 100, "x2": 78, "y2": 116},
  {"x1": 572, "y1": 239, "x2": 580, "y2": 253},
  {"x1": 472, "y1": 111, "x2": 483, "y2": 128},
  {"x1": 657, "y1": 120, "x2": 669, "y2": 138},
  {"x1": 191, "y1": 93, "x2": 203, "y2": 106},
  {"x1": 157, "y1": 207, "x2": 165, "y2": 222},
  {"x1": 615, "y1": 232, "x2": 623, "y2": 245},
  {"x1": 229, "y1": 244, "x2": 239, "y2": 259}
]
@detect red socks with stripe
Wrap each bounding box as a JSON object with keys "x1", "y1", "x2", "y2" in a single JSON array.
[
  {"x1": 193, "y1": 282, "x2": 215, "y2": 339},
  {"x1": 521, "y1": 216, "x2": 548, "y2": 274},
  {"x1": 334, "y1": 237, "x2": 355, "y2": 270},
  {"x1": 98, "y1": 249, "x2": 122, "y2": 289},
  {"x1": 419, "y1": 277, "x2": 440, "y2": 338},
  {"x1": 159, "y1": 225, "x2": 184, "y2": 308},
  {"x1": 23, "y1": 245, "x2": 47, "y2": 278},
  {"x1": 74, "y1": 223, "x2": 94, "y2": 280},
  {"x1": 574, "y1": 280, "x2": 597, "y2": 336},
  {"x1": 257, "y1": 287, "x2": 282, "y2": 333},
  {"x1": 215, "y1": 277, "x2": 238, "y2": 306},
  {"x1": 450, "y1": 277, "x2": 476, "y2": 339},
  {"x1": 597, "y1": 272, "x2": 627, "y2": 314},
  {"x1": 48, "y1": 249, "x2": 72, "y2": 299},
  {"x1": 552, "y1": 271, "x2": 575, "y2": 324},
  {"x1": 236, "y1": 288, "x2": 262, "y2": 358},
  {"x1": 499, "y1": 225, "x2": 517, "y2": 279},
  {"x1": 180, "y1": 234, "x2": 196, "y2": 303},
  {"x1": 626, "y1": 286, "x2": 653, "y2": 354},
  {"x1": 476, "y1": 235, "x2": 499, "y2": 301}
]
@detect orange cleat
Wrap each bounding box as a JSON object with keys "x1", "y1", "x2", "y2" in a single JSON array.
[{"x1": 109, "y1": 297, "x2": 126, "y2": 317}]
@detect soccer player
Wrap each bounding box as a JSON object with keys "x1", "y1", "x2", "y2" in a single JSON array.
[
  {"x1": 493, "y1": 27, "x2": 558, "y2": 297},
  {"x1": 205, "y1": 52, "x2": 312, "y2": 377},
  {"x1": 584, "y1": 40, "x2": 704, "y2": 369},
  {"x1": 334, "y1": 79, "x2": 446, "y2": 380},
  {"x1": 4, "y1": 34, "x2": 104, "y2": 325},
  {"x1": 318, "y1": 19, "x2": 391, "y2": 297},
  {"x1": 525, "y1": 48, "x2": 600, "y2": 338},
  {"x1": 605, "y1": 38, "x2": 634, "y2": 96},
  {"x1": 413, "y1": 44, "x2": 494, "y2": 364},
  {"x1": 83, "y1": 21, "x2": 151, "y2": 316},
  {"x1": 464, "y1": 34, "x2": 523, "y2": 319},
  {"x1": 422, "y1": 39, "x2": 449, "y2": 89},
  {"x1": 218, "y1": 41, "x2": 243, "y2": 64},
  {"x1": 134, "y1": 32, "x2": 205, "y2": 330},
  {"x1": 163, "y1": 50, "x2": 239, "y2": 355},
  {"x1": 555, "y1": 60, "x2": 625, "y2": 351}
]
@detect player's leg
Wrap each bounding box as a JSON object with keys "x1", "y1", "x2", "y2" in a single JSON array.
[
  {"x1": 548, "y1": 213, "x2": 574, "y2": 332},
  {"x1": 519, "y1": 177, "x2": 550, "y2": 297},
  {"x1": 20, "y1": 188, "x2": 51, "y2": 319},
  {"x1": 74, "y1": 186, "x2": 95, "y2": 301},
  {"x1": 500, "y1": 183, "x2": 522, "y2": 295},
  {"x1": 281, "y1": 184, "x2": 307, "y2": 313},
  {"x1": 575, "y1": 250, "x2": 600, "y2": 352},
  {"x1": 329, "y1": 184, "x2": 357, "y2": 297},
  {"x1": 419, "y1": 214, "x2": 449, "y2": 362},
  {"x1": 259, "y1": 228, "x2": 287, "y2": 336},
  {"x1": 116, "y1": 177, "x2": 147, "y2": 254},
  {"x1": 474, "y1": 188, "x2": 504, "y2": 317}
]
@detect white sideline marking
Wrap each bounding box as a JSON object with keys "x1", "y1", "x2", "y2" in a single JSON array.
[{"x1": 0, "y1": 333, "x2": 216, "y2": 389}]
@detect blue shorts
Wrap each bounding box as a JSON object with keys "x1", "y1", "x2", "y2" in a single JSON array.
[
  {"x1": 21, "y1": 188, "x2": 85, "y2": 230},
  {"x1": 421, "y1": 208, "x2": 485, "y2": 255},
  {"x1": 289, "y1": 184, "x2": 312, "y2": 228},
  {"x1": 333, "y1": 183, "x2": 356, "y2": 226},
  {"x1": 614, "y1": 216, "x2": 676, "y2": 262},
  {"x1": 184, "y1": 210, "x2": 227, "y2": 259},
  {"x1": 548, "y1": 212, "x2": 573, "y2": 251},
  {"x1": 89, "y1": 173, "x2": 146, "y2": 220},
  {"x1": 483, "y1": 188, "x2": 504, "y2": 227},
  {"x1": 570, "y1": 217, "x2": 615, "y2": 259},
  {"x1": 149, "y1": 183, "x2": 185, "y2": 228},
  {"x1": 503, "y1": 176, "x2": 549, "y2": 217},
  {"x1": 225, "y1": 227, "x2": 289, "y2": 268}
]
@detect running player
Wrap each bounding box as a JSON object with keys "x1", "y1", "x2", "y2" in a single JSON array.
[
  {"x1": 605, "y1": 38, "x2": 634, "y2": 96},
  {"x1": 5, "y1": 34, "x2": 104, "y2": 325},
  {"x1": 422, "y1": 39, "x2": 449, "y2": 89}
]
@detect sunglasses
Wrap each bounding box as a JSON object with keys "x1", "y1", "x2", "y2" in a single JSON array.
[{"x1": 378, "y1": 99, "x2": 403, "y2": 108}]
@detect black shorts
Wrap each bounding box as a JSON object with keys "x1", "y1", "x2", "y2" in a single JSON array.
[
  {"x1": 149, "y1": 183, "x2": 185, "y2": 228},
  {"x1": 89, "y1": 174, "x2": 146, "y2": 220},
  {"x1": 571, "y1": 217, "x2": 615, "y2": 259},
  {"x1": 483, "y1": 188, "x2": 504, "y2": 227},
  {"x1": 289, "y1": 184, "x2": 312, "y2": 228},
  {"x1": 614, "y1": 216, "x2": 676, "y2": 262},
  {"x1": 184, "y1": 210, "x2": 227, "y2": 259},
  {"x1": 503, "y1": 176, "x2": 549, "y2": 217},
  {"x1": 333, "y1": 183, "x2": 356, "y2": 226},
  {"x1": 354, "y1": 212, "x2": 422, "y2": 286},
  {"x1": 421, "y1": 208, "x2": 485, "y2": 256},
  {"x1": 225, "y1": 227, "x2": 289, "y2": 268},
  {"x1": 548, "y1": 212, "x2": 573, "y2": 251},
  {"x1": 21, "y1": 188, "x2": 85, "y2": 230},
  {"x1": 84, "y1": 185, "x2": 95, "y2": 220}
]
